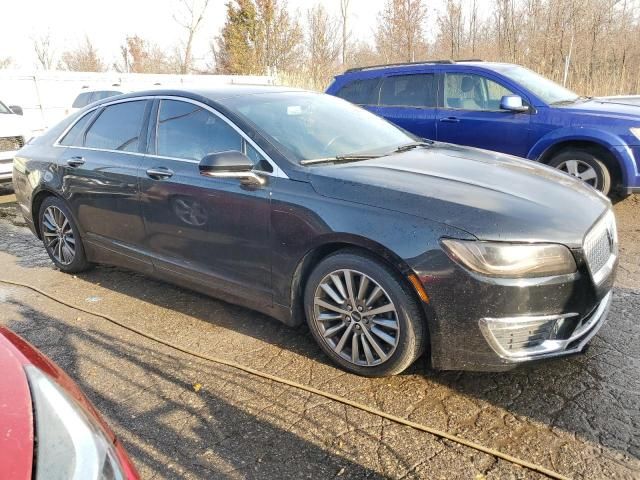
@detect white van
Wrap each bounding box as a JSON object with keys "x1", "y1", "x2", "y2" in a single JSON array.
[{"x1": 0, "y1": 99, "x2": 29, "y2": 184}]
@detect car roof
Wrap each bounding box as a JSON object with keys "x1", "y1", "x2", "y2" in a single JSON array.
[
  {"x1": 338, "y1": 60, "x2": 517, "y2": 77},
  {"x1": 108, "y1": 85, "x2": 309, "y2": 103}
]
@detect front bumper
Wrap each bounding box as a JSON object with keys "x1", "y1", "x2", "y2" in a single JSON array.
[
  {"x1": 411, "y1": 245, "x2": 616, "y2": 371},
  {"x1": 0, "y1": 151, "x2": 15, "y2": 183}
]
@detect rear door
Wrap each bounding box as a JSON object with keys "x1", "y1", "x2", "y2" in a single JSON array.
[
  {"x1": 57, "y1": 99, "x2": 152, "y2": 270},
  {"x1": 139, "y1": 98, "x2": 273, "y2": 306},
  {"x1": 369, "y1": 73, "x2": 438, "y2": 140},
  {"x1": 435, "y1": 72, "x2": 531, "y2": 157}
]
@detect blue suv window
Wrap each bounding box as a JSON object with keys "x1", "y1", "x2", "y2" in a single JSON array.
[
  {"x1": 335, "y1": 78, "x2": 379, "y2": 105},
  {"x1": 379, "y1": 74, "x2": 436, "y2": 108},
  {"x1": 444, "y1": 74, "x2": 515, "y2": 111}
]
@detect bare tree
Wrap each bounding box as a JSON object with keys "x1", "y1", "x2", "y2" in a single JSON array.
[
  {"x1": 115, "y1": 36, "x2": 177, "y2": 74},
  {"x1": 174, "y1": 0, "x2": 210, "y2": 74},
  {"x1": 33, "y1": 32, "x2": 56, "y2": 70},
  {"x1": 437, "y1": 0, "x2": 464, "y2": 58},
  {"x1": 375, "y1": 0, "x2": 429, "y2": 63},
  {"x1": 339, "y1": 0, "x2": 351, "y2": 65},
  {"x1": 59, "y1": 36, "x2": 105, "y2": 72},
  {"x1": 469, "y1": 0, "x2": 478, "y2": 55},
  {"x1": 306, "y1": 3, "x2": 340, "y2": 88}
]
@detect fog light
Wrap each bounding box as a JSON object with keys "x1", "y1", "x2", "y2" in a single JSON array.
[{"x1": 479, "y1": 312, "x2": 578, "y2": 359}]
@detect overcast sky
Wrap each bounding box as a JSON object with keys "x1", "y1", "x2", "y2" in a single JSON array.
[{"x1": 1, "y1": 0, "x2": 439, "y2": 70}]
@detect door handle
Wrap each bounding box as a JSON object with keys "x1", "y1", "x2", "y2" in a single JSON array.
[
  {"x1": 440, "y1": 117, "x2": 460, "y2": 123},
  {"x1": 66, "y1": 156, "x2": 85, "y2": 167},
  {"x1": 146, "y1": 167, "x2": 174, "y2": 179}
]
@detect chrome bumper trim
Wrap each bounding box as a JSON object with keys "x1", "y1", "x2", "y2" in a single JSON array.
[{"x1": 480, "y1": 291, "x2": 612, "y2": 362}]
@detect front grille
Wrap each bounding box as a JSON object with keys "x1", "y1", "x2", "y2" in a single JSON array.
[
  {"x1": 583, "y1": 210, "x2": 618, "y2": 283},
  {"x1": 0, "y1": 136, "x2": 24, "y2": 152}
]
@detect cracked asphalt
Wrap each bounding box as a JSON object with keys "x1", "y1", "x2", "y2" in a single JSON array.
[{"x1": 0, "y1": 183, "x2": 638, "y2": 479}]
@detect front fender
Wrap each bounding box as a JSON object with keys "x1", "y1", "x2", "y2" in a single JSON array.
[{"x1": 527, "y1": 128, "x2": 638, "y2": 187}]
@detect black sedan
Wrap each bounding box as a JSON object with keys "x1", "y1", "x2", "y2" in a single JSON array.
[{"x1": 12, "y1": 87, "x2": 617, "y2": 376}]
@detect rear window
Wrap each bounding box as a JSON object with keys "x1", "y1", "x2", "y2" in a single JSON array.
[
  {"x1": 84, "y1": 100, "x2": 147, "y2": 152},
  {"x1": 72, "y1": 92, "x2": 92, "y2": 108},
  {"x1": 379, "y1": 74, "x2": 437, "y2": 108},
  {"x1": 335, "y1": 78, "x2": 380, "y2": 105}
]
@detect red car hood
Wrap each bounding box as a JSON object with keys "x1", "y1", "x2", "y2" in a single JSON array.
[
  {"x1": 0, "y1": 330, "x2": 34, "y2": 480},
  {"x1": 0, "y1": 327, "x2": 132, "y2": 479}
]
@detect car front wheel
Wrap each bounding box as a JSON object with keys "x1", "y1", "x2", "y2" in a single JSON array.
[
  {"x1": 549, "y1": 149, "x2": 612, "y2": 195},
  {"x1": 304, "y1": 250, "x2": 427, "y2": 376}
]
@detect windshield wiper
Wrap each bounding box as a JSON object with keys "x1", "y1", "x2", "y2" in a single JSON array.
[
  {"x1": 300, "y1": 154, "x2": 381, "y2": 166},
  {"x1": 392, "y1": 140, "x2": 434, "y2": 153}
]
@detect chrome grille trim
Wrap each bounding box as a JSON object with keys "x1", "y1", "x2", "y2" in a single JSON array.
[
  {"x1": 480, "y1": 292, "x2": 612, "y2": 361},
  {"x1": 0, "y1": 135, "x2": 24, "y2": 152},
  {"x1": 583, "y1": 210, "x2": 618, "y2": 285}
]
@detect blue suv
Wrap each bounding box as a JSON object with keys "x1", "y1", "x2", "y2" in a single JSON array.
[{"x1": 326, "y1": 60, "x2": 640, "y2": 197}]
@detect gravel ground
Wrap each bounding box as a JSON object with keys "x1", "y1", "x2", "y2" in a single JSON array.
[{"x1": 0, "y1": 187, "x2": 638, "y2": 480}]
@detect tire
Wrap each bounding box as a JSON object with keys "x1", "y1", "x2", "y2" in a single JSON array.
[
  {"x1": 548, "y1": 149, "x2": 612, "y2": 195},
  {"x1": 304, "y1": 250, "x2": 427, "y2": 376},
  {"x1": 39, "y1": 196, "x2": 92, "y2": 273}
]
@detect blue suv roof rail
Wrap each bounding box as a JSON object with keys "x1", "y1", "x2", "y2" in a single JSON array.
[{"x1": 343, "y1": 58, "x2": 484, "y2": 74}]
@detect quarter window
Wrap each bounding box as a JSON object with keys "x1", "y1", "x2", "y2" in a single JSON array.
[
  {"x1": 156, "y1": 100, "x2": 243, "y2": 161},
  {"x1": 444, "y1": 74, "x2": 516, "y2": 111},
  {"x1": 59, "y1": 112, "x2": 95, "y2": 146},
  {"x1": 379, "y1": 74, "x2": 437, "y2": 108},
  {"x1": 335, "y1": 78, "x2": 380, "y2": 105},
  {"x1": 84, "y1": 101, "x2": 147, "y2": 152}
]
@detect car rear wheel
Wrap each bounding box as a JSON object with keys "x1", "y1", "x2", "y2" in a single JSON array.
[
  {"x1": 304, "y1": 250, "x2": 427, "y2": 376},
  {"x1": 39, "y1": 196, "x2": 92, "y2": 273},
  {"x1": 549, "y1": 150, "x2": 612, "y2": 195}
]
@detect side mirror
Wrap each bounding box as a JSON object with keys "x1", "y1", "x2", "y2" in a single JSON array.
[
  {"x1": 500, "y1": 95, "x2": 528, "y2": 113},
  {"x1": 199, "y1": 151, "x2": 264, "y2": 185},
  {"x1": 9, "y1": 105, "x2": 23, "y2": 116}
]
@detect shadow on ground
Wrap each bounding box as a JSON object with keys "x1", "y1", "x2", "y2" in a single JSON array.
[{"x1": 6, "y1": 299, "x2": 398, "y2": 479}]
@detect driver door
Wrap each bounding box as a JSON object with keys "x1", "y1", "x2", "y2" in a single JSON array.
[
  {"x1": 435, "y1": 73, "x2": 532, "y2": 157},
  {"x1": 139, "y1": 98, "x2": 273, "y2": 307}
]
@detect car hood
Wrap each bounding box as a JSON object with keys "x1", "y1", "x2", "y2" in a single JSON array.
[
  {"x1": 558, "y1": 98, "x2": 640, "y2": 121},
  {"x1": 308, "y1": 144, "x2": 610, "y2": 248},
  {"x1": 0, "y1": 114, "x2": 28, "y2": 138}
]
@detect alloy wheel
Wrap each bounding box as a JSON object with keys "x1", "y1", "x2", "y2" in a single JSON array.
[
  {"x1": 312, "y1": 269, "x2": 399, "y2": 366},
  {"x1": 556, "y1": 159, "x2": 599, "y2": 189},
  {"x1": 42, "y1": 206, "x2": 76, "y2": 265}
]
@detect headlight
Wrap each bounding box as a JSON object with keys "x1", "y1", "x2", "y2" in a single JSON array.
[
  {"x1": 441, "y1": 239, "x2": 577, "y2": 277},
  {"x1": 630, "y1": 127, "x2": 640, "y2": 141},
  {"x1": 25, "y1": 366, "x2": 128, "y2": 480}
]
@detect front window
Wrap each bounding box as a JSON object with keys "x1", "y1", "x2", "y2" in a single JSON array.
[
  {"x1": 444, "y1": 73, "x2": 515, "y2": 111},
  {"x1": 223, "y1": 92, "x2": 415, "y2": 163},
  {"x1": 490, "y1": 65, "x2": 580, "y2": 105},
  {"x1": 156, "y1": 100, "x2": 242, "y2": 161}
]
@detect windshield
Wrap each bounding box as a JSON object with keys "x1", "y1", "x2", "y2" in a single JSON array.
[
  {"x1": 0, "y1": 101, "x2": 11, "y2": 114},
  {"x1": 223, "y1": 92, "x2": 415, "y2": 163},
  {"x1": 491, "y1": 65, "x2": 580, "y2": 105}
]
